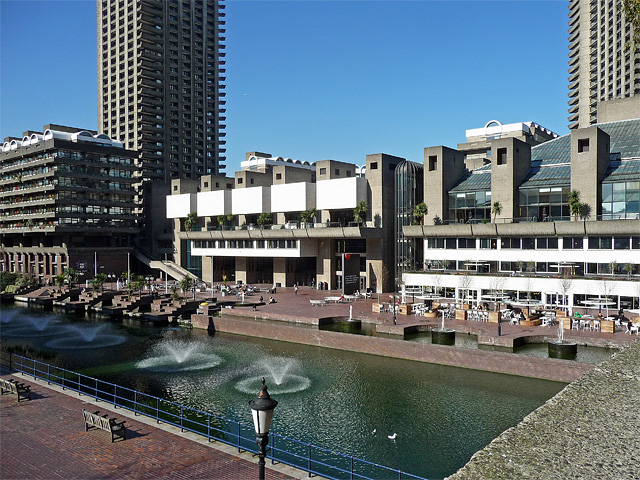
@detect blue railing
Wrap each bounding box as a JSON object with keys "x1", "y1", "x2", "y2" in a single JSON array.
[{"x1": 1, "y1": 353, "x2": 426, "y2": 480}]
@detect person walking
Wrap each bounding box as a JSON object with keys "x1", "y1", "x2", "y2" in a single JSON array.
[{"x1": 294, "y1": 284, "x2": 298, "y2": 296}]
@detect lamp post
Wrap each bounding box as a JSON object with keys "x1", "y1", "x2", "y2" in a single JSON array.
[
  {"x1": 393, "y1": 276, "x2": 398, "y2": 325},
  {"x1": 248, "y1": 377, "x2": 278, "y2": 480},
  {"x1": 107, "y1": 273, "x2": 115, "y2": 291}
]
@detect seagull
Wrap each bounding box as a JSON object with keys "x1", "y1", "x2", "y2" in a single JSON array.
[
  {"x1": 388, "y1": 433, "x2": 397, "y2": 440},
  {"x1": 372, "y1": 429, "x2": 377, "y2": 435}
]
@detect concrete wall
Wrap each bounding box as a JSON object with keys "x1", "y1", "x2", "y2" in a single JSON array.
[
  {"x1": 423, "y1": 146, "x2": 466, "y2": 225},
  {"x1": 447, "y1": 341, "x2": 640, "y2": 480},
  {"x1": 570, "y1": 126, "x2": 610, "y2": 217},
  {"x1": 194, "y1": 314, "x2": 591, "y2": 382},
  {"x1": 490, "y1": 138, "x2": 531, "y2": 221}
]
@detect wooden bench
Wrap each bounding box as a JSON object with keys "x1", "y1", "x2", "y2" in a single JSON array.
[
  {"x1": 0, "y1": 378, "x2": 31, "y2": 402},
  {"x1": 82, "y1": 409, "x2": 126, "y2": 442}
]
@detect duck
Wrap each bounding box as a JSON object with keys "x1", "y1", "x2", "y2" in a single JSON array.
[{"x1": 388, "y1": 433, "x2": 397, "y2": 440}]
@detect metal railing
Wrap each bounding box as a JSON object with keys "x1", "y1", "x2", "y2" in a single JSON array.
[{"x1": 1, "y1": 352, "x2": 426, "y2": 480}]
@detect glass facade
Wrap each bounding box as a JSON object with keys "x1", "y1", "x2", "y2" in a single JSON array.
[
  {"x1": 447, "y1": 190, "x2": 491, "y2": 223},
  {"x1": 519, "y1": 186, "x2": 570, "y2": 221},
  {"x1": 601, "y1": 181, "x2": 640, "y2": 220},
  {"x1": 395, "y1": 161, "x2": 424, "y2": 276}
]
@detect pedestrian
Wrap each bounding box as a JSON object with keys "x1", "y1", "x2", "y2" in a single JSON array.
[{"x1": 294, "y1": 284, "x2": 298, "y2": 296}]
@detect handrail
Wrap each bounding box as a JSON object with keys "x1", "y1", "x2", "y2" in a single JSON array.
[{"x1": 1, "y1": 352, "x2": 426, "y2": 480}]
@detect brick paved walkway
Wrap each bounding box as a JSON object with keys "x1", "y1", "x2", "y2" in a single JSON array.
[{"x1": 0, "y1": 373, "x2": 302, "y2": 480}]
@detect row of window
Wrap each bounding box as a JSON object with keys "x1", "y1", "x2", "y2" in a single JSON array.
[
  {"x1": 426, "y1": 236, "x2": 640, "y2": 250},
  {"x1": 192, "y1": 240, "x2": 298, "y2": 250},
  {"x1": 424, "y1": 259, "x2": 640, "y2": 276}
]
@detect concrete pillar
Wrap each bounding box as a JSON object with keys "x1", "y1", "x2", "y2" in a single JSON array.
[
  {"x1": 235, "y1": 257, "x2": 247, "y2": 285},
  {"x1": 273, "y1": 257, "x2": 288, "y2": 287},
  {"x1": 316, "y1": 240, "x2": 333, "y2": 289}
]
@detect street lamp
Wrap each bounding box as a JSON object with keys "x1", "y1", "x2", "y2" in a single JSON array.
[
  {"x1": 393, "y1": 277, "x2": 398, "y2": 325},
  {"x1": 248, "y1": 377, "x2": 278, "y2": 480},
  {"x1": 107, "y1": 273, "x2": 116, "y2": 291}
]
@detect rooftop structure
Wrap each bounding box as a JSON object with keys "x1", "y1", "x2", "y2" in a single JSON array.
[{"x1": 457, "y1": 120, "x2": 558, "y2": 171}]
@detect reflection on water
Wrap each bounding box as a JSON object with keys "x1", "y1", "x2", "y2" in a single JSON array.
[{"x1": 0, "y1": 305, "x2": 566, "y2": 480}]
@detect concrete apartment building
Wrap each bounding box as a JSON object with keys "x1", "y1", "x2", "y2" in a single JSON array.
[
  {"x1": 166, "y1": 153, "x2": 405, "y2": 292},
  {"x1": 567, "y1": 0, "x2": 640, "y2": 129},
  {"x1": 0, "y1": 125, "x2": 138, "y2": 283},
  {"x1": 403, "y1": 113, "x2": 640, "y2": 313},
  {"x1": 98, "y1": 0, "x2": 227, "y2": 258}
]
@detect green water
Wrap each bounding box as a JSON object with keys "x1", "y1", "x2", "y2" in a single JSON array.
[{"x1": 1, "y1": 306, "x2": 565, "y2": 479}]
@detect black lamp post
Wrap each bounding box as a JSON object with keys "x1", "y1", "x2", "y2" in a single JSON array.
[{"x1": 249, "y1": 377, "x2": 278, "y2": 480}]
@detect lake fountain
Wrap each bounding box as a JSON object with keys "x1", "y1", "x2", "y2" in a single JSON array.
[
  {"x1": 136, "y1": 339, "x2": 223, "y2": 372},
  {"x1": 235, "y1": 356, "x2": 311, "y2": 395},
  {"x1": 45, "y1": 324, "x2": 127, "y2": 349},
  {"x1": 548, "y1": 323, "x2": 577, "y2": 360},
  {"x1": 432, "y1": 309, "x2": 455, "y2": 345},
  {"x1": 0, "y1": 312, "x2": 70, "y2": 338},
  {"x1": 0, "y1": 305, "x2": 570, "y2": 480}
]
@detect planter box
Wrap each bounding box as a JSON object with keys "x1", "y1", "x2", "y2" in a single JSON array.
[
  {"x1": 601, "y1": 320, "x2": 615, "y2": 334},
  {"x1": 520, "y1": 318, "x2": 542, "y2": 327},
  {"x1": 398, "y1": 303, "x2": 413, "y2": 315},
  {"x1": 488, "y1": 311, "x2": 501, "y2": 323},
  {"x1": 372, "y1": 303, "x2": 383, "y2": 313},
  {"x1": 424, "y1": 311, "x2": 437, "y2": 319},
  {"x1": 562, "y1": 317, "x2": 572, "y2": 330},
  {"x1": 455, "y1": 309, "x2": 467, "y2": 321}
]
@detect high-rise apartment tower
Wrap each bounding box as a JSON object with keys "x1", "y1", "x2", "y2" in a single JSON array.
[
  {"x1": 97, "y1": 0, "x2": 226, "y2": 182},
  {"x1": 568, "y1": 0, "x2": 640, "y2": 129}
]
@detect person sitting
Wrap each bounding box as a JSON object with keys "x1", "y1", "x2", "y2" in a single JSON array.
[
  {"x1": 252, "y1": 305, "x2": 257, "y2": 311},
  {"x1": 259, "y1": 295, "x2": 264, "y2": 303},
  {"x1": 268, "y1": 297, "x2": 276, "y2": 304},
  {"x1": 597, "y1": 312, "x2": 604, "y2": 319}
]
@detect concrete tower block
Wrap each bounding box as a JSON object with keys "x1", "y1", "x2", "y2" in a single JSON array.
[
  {"x1": 423, "y1": 146, "x2": 465, "y2": 224},
  {"x1": 570, "y1": 126, "x2": 610, "y2": 218},
  {"x1": 490, "y1": 138, "x2": 531, "y2": 222}
]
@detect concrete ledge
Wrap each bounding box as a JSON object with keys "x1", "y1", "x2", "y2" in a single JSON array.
[
  {"x1": 204, "y1": 315, "x2": 592, "y2": 383},
  {"x1": 446, "y1": 339, "x2": 640, "y2": 480}
]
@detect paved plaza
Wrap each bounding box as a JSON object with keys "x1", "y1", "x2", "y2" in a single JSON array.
[{"x1": 0, "y1": 371, "x2": 303, "y2": 480}]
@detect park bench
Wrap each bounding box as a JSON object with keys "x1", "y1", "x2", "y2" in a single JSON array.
[
  {"x1": 82, "y1": 409, "x2": 126, "y2": 443},
  {"x1": 310, "y1": 299, "x2": 327, "y2": 307},
  {"x1": 0, "y1": 378, "x2": 31, "y2": 402}
]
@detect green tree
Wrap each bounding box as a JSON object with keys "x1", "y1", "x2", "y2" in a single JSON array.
[
  {"x1": 353, "y1": 201, "x2": 368, "y2": 225},
  {"x1": 63, "y1": 268, "x2": 79, "y2": 289},
  {"x1": 412, "y1": 203, "x2": 428, "y2": 225},
  {"x1": 623, "y1": 262, "x2": 635, "y2": 278},
  {"x1": 491, "y1": 201, "x2": 502, "y2": 223},
  {"x1": 184, "y1": 212, "x2": 198, "y2": 231},
  {"x1": 568, "y1": 189, "x2": 584, "y2": 220},
  {"x1": 170, "y1": 284, "x2": 180, "y2": 304},
  {"x1": 91, "y1": 273, "x2": 107, "y2": 292},
  {"x1": 132, "y1": 275, "x2": 145, "y2": 299},
  {"x1": 623, "y1": 0, "x2": 640, "y2": 52},
  {"x1": 178, "y1": 275, "x2": 195, "y2": 299},
  {"x1": 0, "y1": 272, "x2": 18, "y2": 292},
  {"x1": 300, "y1": 208, "x2": 317, "y2": 225},
  {"x1": 54, "y1": 274, "x2": 66, "y2": 292},
  {"x1": 257, "y1": 213, "x2": 272, "y2": 229}
]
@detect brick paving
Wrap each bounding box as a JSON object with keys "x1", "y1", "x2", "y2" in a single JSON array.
[
  {"x1": 0, "y1": 373, "x2": 303, "y2": 480},
  {"x1": 219, "y1": 285, "x2": 637, "y2": 348}
]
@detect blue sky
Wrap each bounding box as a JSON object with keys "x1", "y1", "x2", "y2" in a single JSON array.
[{"x1": 1, "y1": 0, "x2": 569, "y2": 171}]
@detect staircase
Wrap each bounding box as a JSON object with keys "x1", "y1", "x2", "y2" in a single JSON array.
[{"x1": 133, "y1": 248, "x2": 198, "y2": 282}]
